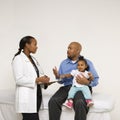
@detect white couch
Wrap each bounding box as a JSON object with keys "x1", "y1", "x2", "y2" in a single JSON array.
[{"x1": 0, "y1": 89, "x2": 115, "y2": 120}]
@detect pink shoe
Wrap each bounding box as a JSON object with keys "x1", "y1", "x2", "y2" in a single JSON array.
[
  {"x1": 86, "y1": 100, "x2": 94, "y2": 107},
  {"x1": 64, "y1": 100, "x2": 73, "y2": 109}
]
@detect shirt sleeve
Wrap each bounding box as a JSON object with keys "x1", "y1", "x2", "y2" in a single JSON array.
[{"x1": 86, "y1": 59, "x2": 99, "y2": 87}]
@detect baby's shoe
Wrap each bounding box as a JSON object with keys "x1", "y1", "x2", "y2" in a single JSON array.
[
  {"x1": 64, "y1": 100, "x2": 73, "y2": 109},
  {"x1": 86, "y1": 99, "x2": 94, "y2": 107}
]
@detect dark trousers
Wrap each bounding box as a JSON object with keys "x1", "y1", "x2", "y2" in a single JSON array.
[
  {"x1": 22, "y1": 113, "x2": 39, "y2": 120},
  {"x1": 48, "y1": 85, "x2": 89, "y2": 120}
]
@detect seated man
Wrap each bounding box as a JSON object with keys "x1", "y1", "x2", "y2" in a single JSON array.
[{"x1": 48, "y1": 42, "x2": 99, "y2": 120}]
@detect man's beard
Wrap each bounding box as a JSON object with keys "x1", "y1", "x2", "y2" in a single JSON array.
[{"x1": 67, "y1": 56, "x2": 73, "y2": 60}]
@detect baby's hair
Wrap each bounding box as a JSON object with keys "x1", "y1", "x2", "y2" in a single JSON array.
[
  {"x1": 78, "y1": 56, "x2": 89, "y2": 70},
  {"x1": 13, "y1": 36, "x2": 35, "y2": 60}
]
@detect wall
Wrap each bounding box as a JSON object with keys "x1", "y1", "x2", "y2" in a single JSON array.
[{"x1": 0, "y1": 0, "x2": 120, "y2": 119}]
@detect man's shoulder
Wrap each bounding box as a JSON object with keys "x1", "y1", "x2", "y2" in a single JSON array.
[
  {"x1": 61, "y1": 58, "x2": 70, "y2": 63},
  {"x1": 84, "y1": 58, "x2": 93, "y2": 64}
]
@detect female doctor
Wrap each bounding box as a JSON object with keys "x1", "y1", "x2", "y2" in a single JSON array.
[{"x1": 12, "y1": 36, "x2": 50, "y2": 120}]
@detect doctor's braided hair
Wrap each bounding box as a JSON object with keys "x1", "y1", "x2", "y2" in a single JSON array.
[{"x1": 13, "y1": 36, "x2": 35, "y2": 60}]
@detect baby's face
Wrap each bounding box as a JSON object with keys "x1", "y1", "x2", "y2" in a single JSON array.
[{"x1": 77, "y1": 61, "x2": 87, "y2": 72}]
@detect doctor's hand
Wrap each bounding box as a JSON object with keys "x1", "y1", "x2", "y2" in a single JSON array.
[
  {"x1": 36, "y1": 75, "x2": 50, "y2": 84},
  {"x1": 76, "y1": 74, "x2": 90, "y2": 85}
]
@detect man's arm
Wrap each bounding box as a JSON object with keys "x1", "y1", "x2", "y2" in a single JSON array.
[
  {"x1": 60, "y1": 73, "x2": 72, "y2": 79},
  {"x1": 87, "y1": 59, "x2": 99, "y2": 87}
]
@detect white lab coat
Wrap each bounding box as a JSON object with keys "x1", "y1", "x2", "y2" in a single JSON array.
[{"x1": 12, "y1": 52, "x2": 42, "y2": 113}]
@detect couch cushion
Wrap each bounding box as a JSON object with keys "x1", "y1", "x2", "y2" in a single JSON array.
[
  {"x1": 42, "y1": 92, "x2": 115, "y2": 113},
  {"x1": 89, "y1": 93, "x2": 115, "y2": 113},
  {"x1": 0, "y1": 90, "x2": 115, "y2": 113}
]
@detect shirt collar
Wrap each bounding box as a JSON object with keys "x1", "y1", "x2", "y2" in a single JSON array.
[{"x1": 66, "y1": 58, "x2": 78, "y2": 64}]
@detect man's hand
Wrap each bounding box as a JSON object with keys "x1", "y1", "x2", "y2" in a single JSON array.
[
  {"x1": 76, "y1": 74, "x2": 90, "y2": 85},
  {"x1": 53, "y1": 66, "x2": 59, "y2": 78},
  {"x1": 88, "y1": 72, "x2": 94, "y2": 81}
]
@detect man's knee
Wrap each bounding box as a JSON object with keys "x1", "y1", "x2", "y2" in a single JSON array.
[
  {"x1": 73, "y1": 91, "x2": 87, "y2": 108},
  {"x1": 74, "y1": 97, "x2": 88, "y2": 114},
  {"x1": 75, "y1": 98, "x2": 85, "y2": 106},
  {"x1": 48, "y1": 97, "x2": 55, "y2": 107}
]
